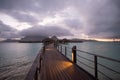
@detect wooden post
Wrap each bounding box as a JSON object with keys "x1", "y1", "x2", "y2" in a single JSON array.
[
  {"x1": 72, "y1": 46, "x2": 77, "y2": 63},
  {"x1": 57, "y1": 45, "x2": 58, "y2": 51},
  {"x1": 94, "y1": 55, "x2": 98, "y2": 80},
  {"x1": 57, "y1": 45, "x2": 59, "y2": 50},
  {"x1": 39, "y1": 57, "x2": 42, "y2": 73},
  {"x1": 34, "y1": 68, "x2": 38, "y2": 80},
  {"x1": 61, "y1": 46, "x2": 62, "y2": 53},
  {"x1": 43, "y1": 45, "x2": 45, "y2": 53},
  {"x1": 58, "y1": 45, "x2": 60, "y2": 51},
  {"x1": 65, "y1": 47, "x2": 67, "y2": 56}
]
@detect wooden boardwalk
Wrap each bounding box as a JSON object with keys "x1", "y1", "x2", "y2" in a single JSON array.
[{"x1": 39, "y1": 44, "x2": 95, "y2": 80}]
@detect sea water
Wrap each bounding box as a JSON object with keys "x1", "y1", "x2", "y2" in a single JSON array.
[
  {"x1": 0, "y1": 42, "x2": 120, "y2": 80},
  {"x1": 61, "y1": 42, "x2": 120, "y2": 80},
  {"x1": 0, "y1": 43, "x2": 42, "y2": 80}
]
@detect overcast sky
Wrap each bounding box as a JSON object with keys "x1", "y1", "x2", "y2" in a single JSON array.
[{"x1": 0, "y1": 0, "x2": 120, "y2": 39}]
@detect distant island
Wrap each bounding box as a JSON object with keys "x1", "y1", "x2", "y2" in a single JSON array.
[
  {"x1": 19, "y1": 36, "x2": 47, "y2": 43},
  {"x1": 0, "y1": 39, "x2": 19, "y2": 43},
  {"x1": 1, "y1": 36, "x2": 119, "y2": 43}
]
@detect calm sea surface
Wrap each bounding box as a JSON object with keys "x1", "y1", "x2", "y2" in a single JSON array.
[
  {"x1": 66, "y1": 42, "x2": 120, "y2": 60},
  {"x1": 0, "y1": 42, "x2": 120, "y2": 80},
  {"x1": 0, "y1": 43, "x2": 42, "y2": 80},
  {"x1": 61, "y1": 42, "x2": 120, "y2": 80}
]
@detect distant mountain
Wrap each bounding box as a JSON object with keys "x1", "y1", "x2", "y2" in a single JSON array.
[
  {"x1": 1, "y1": 39, "x2": 19, "y2": 42},
  {"x1": 68, "y1": 38, "x2": 83, "y2": 42},
  {"x1": 19, "y1": 36, "x2": 47, "y2": 43}
]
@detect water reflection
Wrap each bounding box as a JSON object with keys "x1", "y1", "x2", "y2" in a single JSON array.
[{"x1": 0, "y1": 43, "x2": 42, "y2": 80}]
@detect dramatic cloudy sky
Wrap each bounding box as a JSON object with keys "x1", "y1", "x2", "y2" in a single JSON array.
[{"x1": 0, "y1": 0, "x2": 120, "y2": 39}]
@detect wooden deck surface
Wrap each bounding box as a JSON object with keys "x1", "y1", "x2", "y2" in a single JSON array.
[{"x1": 39, "y1": 44, "x2": 95, "y2": 80}]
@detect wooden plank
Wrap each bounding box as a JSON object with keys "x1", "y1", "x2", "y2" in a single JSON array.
[{"x1": 39, "y1": 44, "x2": 95, "y2": 80}]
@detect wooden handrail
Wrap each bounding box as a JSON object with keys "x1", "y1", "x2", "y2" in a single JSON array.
[
  {"x1": 58, "y1": 44, "x2": 120, "y2": 63},
  {"x1": 25, "y1": 49, "x2": 43, "y2": 80},
  {"x1": 57, "y1": 44, "x2": 120, "y2": 80},
  {"x1": 76, "y1": 49, "x2": 120, "y2": 63}
]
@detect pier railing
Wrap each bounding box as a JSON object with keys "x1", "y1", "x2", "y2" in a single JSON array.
[
  {"x1": 25, "y1": 46, "x2": 45, "y2": 80},
  {"x1": 57, "y1": 44, "x2": 120, "y2": 80}
]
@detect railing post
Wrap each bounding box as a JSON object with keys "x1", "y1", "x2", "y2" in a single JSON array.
[
  {"x1": 65, "y1": 47, "x2": 67, "y2": 56},
  {"x1": 57, "y1": 45, "x2": 59, "y2": 51},
  {"x1": 58, "y1": 46, "x2": 60, "y2": 52},
  {"x1": 57, "y1": 45, "x2": 58, "y2": 50},
  {"x1": 94, "y1": 55, "x2": 98, "y2": 80},
  {"x1": 34, "y1": 68, "x2": 38, "y2": 80},
  {"x1": 61, "y1": 46, "x2": 62, "y2": 53},
  {"x1": 72, "y1": 46, "x2": 77, "y2": 63},
  {"x1": 43, "y1": 45, "x2": 45, "y2": 53},
  {"x1": 39, "y1": 56, "x2": 42, "y2": 73}
]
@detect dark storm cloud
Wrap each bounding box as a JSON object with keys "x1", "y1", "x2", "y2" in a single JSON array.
[
  {"x1": 0, "y1": 0, "x2": 68, "y2": 13},
  {"x1": 20, "y1": 25, "x2": 73, "y2": 37},
  {"x1": 0, "y1": 0, "x2": 69, "y2": 23},
  {"x1": 7, "y1": 11, "x2": 39, "y2": 24},
  {"x1": 0, "y1": 0, "x2": 35, "y2": 10},
  {"x1": 0, "y1": 0, "x2": 40, "y2": 24},
  {"x1": 106, "y1": 25, "x2": 120, "y2": 38},
  {"x1": 89, "y1": 21, "x2": 120, "y2": 38},
  {"x1": 113, "y1": 0, "x2": 120, "y2": 9},
  {"x1": 64, "y1": 19, "x2": 83, "y2": 30},
  {"x1": 36, "y1": 0, "x2": 68, "y2": 12},
  {"x1": 0, "y1": 0, "x2": 120, "y2": 38},
  {"x1": 74, "y1": 0, "x2": 120, "y2": 38},
  {"x1": 0, "y1": 21, "x2": 13, "y2": 32},
  {"x1": 0, "y1": 20, "x2": 19, "y2": 38}
]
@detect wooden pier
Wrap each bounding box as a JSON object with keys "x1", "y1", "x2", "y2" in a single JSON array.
[
  {"x1": 39, "y1": 44, "x2": 95, "y2": 80},
  {"x1": 28, "y1": 44, "x2": 95, "y2": 80},
  {"x1": 25, "y1": 43, "x2": 120, "y2": 80}
]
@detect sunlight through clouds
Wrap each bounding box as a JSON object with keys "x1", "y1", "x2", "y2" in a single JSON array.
[
  {"x1": 0, "y1": 0, "x2": 120, "y2": 39},
  {"x1": 17, "y1": 23, "x2": 32, "y2": 31},
  {"x1": 0, "y1": 13, "x2": 19, "y2": 28},
  {"x1": 0, "y1": 13, "x2": 32, "y2": 31}
]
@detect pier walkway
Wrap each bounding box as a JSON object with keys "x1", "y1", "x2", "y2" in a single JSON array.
[
  {"x1": 25, "y1": 43, "x2": 120, "y2": 80},
  {"x1": 39, "y1": 44, "x2": 95, "y2": 80}
]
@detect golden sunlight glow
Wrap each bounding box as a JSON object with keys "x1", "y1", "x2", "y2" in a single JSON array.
[
  {"x1": 59, "y1": 61, "x2": 73, "y2": 70},
  {"x1": 46, "y1": 48, "x2": 53, "y2": 51},
  {"x1": 94, "y1": 38, "x2": 120, "y2": 42},
  {"x1": 72, "y1": 53, "x2": 74, "y2": 62}
]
